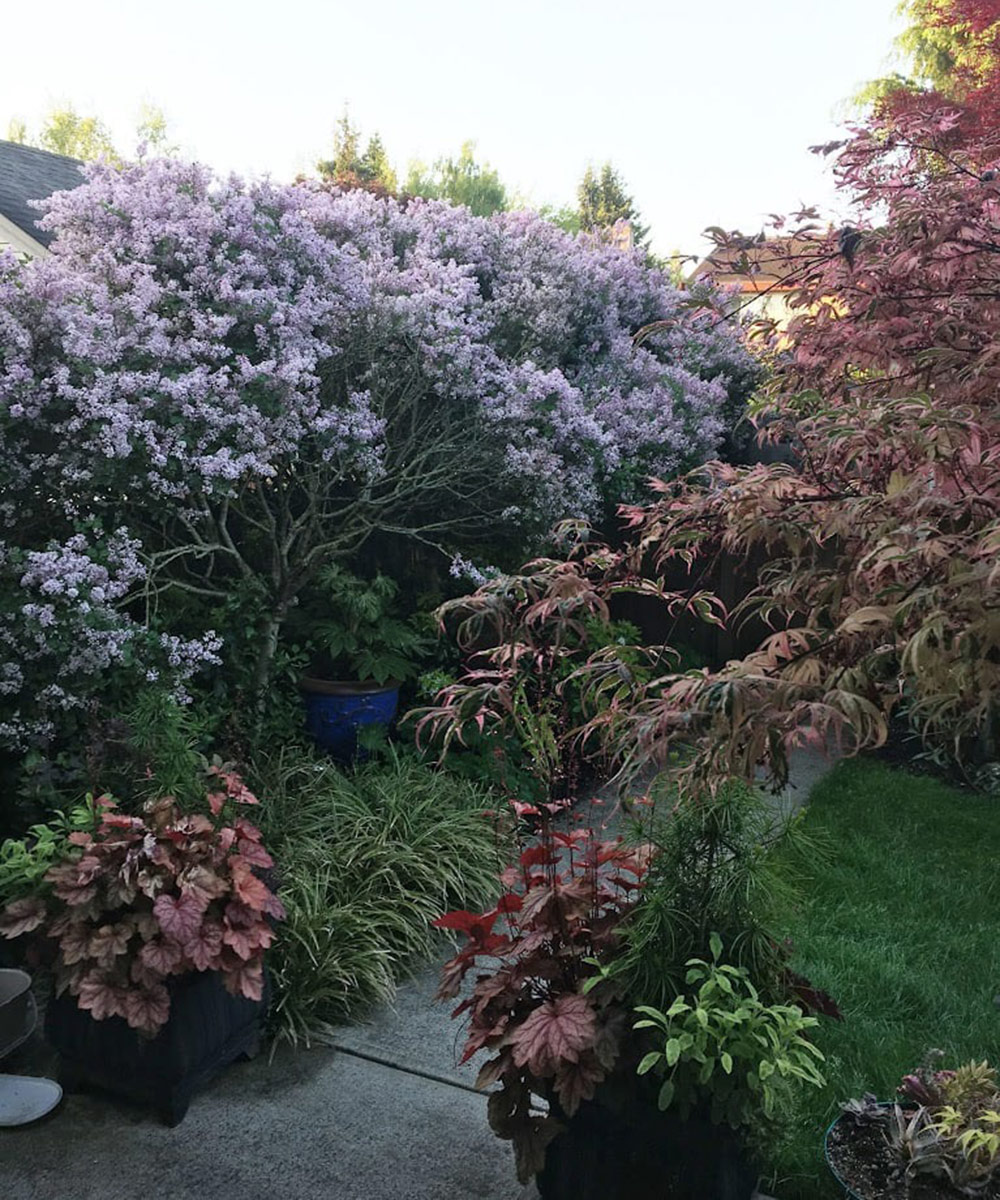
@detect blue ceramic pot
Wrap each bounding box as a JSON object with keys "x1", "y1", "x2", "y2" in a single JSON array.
[{"x1": 300, "y1": 677, "x2": 400, "y2": 762}]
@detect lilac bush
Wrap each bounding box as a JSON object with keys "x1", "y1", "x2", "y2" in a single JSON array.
[{"x1": 0, "y1": 160, "x2": 754, "y2": 744}]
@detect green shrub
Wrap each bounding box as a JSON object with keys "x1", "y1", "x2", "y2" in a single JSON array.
[
  {"x1": 250, "y1": 747, "x2": 505, "y2": 1045},
  {"x1": 634, "y1": 934, "x2": 826, "y2": 1127}
]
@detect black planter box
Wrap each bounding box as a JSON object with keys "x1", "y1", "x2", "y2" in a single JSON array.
[
  {"x1": 537, "y1": 1093, "x2": 757, "y2": 1200},
  {"x1": 45, "y1": 969, "x2": 268, "y2": 1125}
]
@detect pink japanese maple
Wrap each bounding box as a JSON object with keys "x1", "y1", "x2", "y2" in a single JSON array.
[{"x1": 0, "y1": 768, "x2": 283, "y2": 1035}]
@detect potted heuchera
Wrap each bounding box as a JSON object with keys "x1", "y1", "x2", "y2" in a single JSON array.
[
  {"x1": 0, "y1": 766, "x2": 283, "y2": 1124},
  {"x1": 434, "y1": 800, "x2": 658, "y2": 1190},
  {"x1": 436, "y1": 801, "x2": 827, "y2": 1200}
]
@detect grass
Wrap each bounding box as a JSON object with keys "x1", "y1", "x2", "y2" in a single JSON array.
[
  {"x1": 760, "y1": 758, "x2": 1000, "y2": 1198},
  {"x1": 249, "y1": 747, "x2": 506, "y2": 1046}
]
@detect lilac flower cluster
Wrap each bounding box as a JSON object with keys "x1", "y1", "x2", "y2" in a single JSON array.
[
  {"x1": 0, "y1": 531, "x2": 221, "y2": 750},
  {"x1": 0, "y1": 161, "x2": 754, "y2": 749},
  {"x1": 2, "y1": 161, "x2": 752, "y2": 531}
]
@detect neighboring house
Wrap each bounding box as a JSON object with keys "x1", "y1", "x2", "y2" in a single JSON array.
[
  {"x1": 0, "y1": 139, "x2": 84, "y2": 258},
  {"x1": 691, "y1": 238, "x2": 818, "y2": 330}
]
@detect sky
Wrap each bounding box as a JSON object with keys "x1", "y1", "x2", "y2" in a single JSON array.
[{"x1": 2, "y1": 0, "x2": 905, "y2": 259}]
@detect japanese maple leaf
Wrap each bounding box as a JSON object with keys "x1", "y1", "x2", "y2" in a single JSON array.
[
  {"x1": 510, "y1": 994, "x2": 597, "y2": 1076},
  {"x1": 436, "y1": 952, "x2": 472, "y2": 1001},
  {"x1": 77, "y1": 972, "x2": 127, "y2": 1022},
  {"x1": 121, "y1": 983, "x2": 171, "y2": 1035},
  {"x1": 0, "y1": 896, "x2": 46, "y2": 938},
  {"x1": 433, "y1": 908, "x2": 499, "y2": 943},
  {"x1": 153, "y1": 892, "x2": 204, "y2": 944}
]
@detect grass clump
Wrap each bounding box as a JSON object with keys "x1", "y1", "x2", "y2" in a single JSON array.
[
  {"x1": 762, "y1": 758, "x2": 1000, "y2": 1199},
  {"x1": 250, "y1": 747, "x2": 505, "y2": 1046}
]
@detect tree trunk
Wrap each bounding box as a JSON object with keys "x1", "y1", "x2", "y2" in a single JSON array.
[{"x1": 249, "y1": 601, "x2": 289, "y2": 748}]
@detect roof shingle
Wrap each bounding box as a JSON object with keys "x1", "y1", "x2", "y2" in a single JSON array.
[{"x1": 0, "y1": 140, "x2": 85, "y2": 248}]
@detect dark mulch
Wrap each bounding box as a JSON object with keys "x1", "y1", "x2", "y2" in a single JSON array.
[{"x1": 826, "y1": 1116, "x2": 1000, "y2": 1200}]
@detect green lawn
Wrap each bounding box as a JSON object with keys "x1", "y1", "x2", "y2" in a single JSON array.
[{"x1": 762, "y1": 758, "x2": 1000, "y2": 1199}]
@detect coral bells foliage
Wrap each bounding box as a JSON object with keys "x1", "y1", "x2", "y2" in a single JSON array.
[
  {"x1": 435, "y1": 802, "x2": 651, "y2": 1183},
  {"x1": 0, "y1": 768, "x2": 283, "y2": 1035}
]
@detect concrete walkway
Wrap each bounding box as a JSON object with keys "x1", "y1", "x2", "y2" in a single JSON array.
[{"x1": 2, "y1": 748, "x2": 834, "y2": 1199}]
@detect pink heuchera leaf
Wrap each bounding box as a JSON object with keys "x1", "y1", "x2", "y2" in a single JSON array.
[
  {"x1": 139, "y1": 936, "x2": 184, "y2": 976},
  {"x1": 510, "y1": 994, "x2": 597, "y2": 1075},
  {"x1": 153, "y1": 892, "x2": 204, "y2": 944},
  {"x1": 235, "y1": 838, "x2": 273, "y2": 869},
  {"x1": 221, "y1": 958, "x2": 264, "y2": 1001},
  {"x1": 121, "y1": 984, "x2": 171, "y2": 1035},
  {"x1": 87, "y1": 922, "x2": 133, "y2": 968},
  {"x1": 76, "y1": 972, "x2": 127, "y2": 1022},
  {"x1": 184, "y1": 920, "x2": 224, "y2": 972},
  {"x1": 553, "y1": 1053, "x2": 605, "y2": 1117},
  {"x1": 230, "y1": 860, "x2": 272, "y2": 912},
  {"x1": 222, "y1": 920, "x2": 272, "y2": 961},
  {"x1": 177, "y1": 864, "x2": 227, "y2": 908},
  {"x1": 59, "y1": 920, "x2": 95, "y2": 965},
  {"x1": 234, "y1": 817, "x2": 263, "y2": 843},
  {"x1": 0, "y1": 896, "x2": 47, "y2": 938}
]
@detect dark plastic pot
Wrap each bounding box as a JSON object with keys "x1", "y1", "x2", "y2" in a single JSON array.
[
  {"x1": 537, "y1": 1094, "x2": 757, "y2": 1200},
  {"x1": 300, "y1": 677, "x2": 400, "y2": 762},
  {"x1": 45, "y1": 968, "x2": 268, "y2": 1125}
]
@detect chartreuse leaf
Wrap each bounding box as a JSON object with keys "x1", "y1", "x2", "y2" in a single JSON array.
[
  {"x1": 657, "y1": 1078, "x2": 675, "y2": 1111},
  {"x1": 637, "y1": 1051, "x2": 662, "y2": 1076}
]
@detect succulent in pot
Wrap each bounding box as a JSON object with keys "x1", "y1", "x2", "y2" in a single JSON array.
[{"x1": 827, "y1": 1053, "x2": 1000, "y2": 1199}]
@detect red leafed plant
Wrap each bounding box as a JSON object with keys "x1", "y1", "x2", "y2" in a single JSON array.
[
  {"x1": 434, "y1": 799, "x2": 652, "y2": 1183},
  {"x1": 0, "y1": 765, "x2": 283, "y2": 1036}
]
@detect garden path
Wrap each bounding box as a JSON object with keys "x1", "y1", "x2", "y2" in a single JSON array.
[{"x1": 2, "y1": 747, "x2": 832, "y2": 1199}]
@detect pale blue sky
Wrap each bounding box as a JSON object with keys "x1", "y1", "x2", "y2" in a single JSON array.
[{"x1": 3, "y1": 0, "x2": 903, "y2": 257}]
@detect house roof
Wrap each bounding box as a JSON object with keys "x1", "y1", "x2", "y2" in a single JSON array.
[
  {"x1": 0, "y1": 139, "x2": 85, "y2": 250},
  {"x1": 691, "y1": 237, "x2": 820, "y2": 293}
]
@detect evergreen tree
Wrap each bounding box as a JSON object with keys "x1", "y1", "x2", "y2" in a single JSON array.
[{"x1": 577, "y1": 162, "x2": 649, "y2": 246}]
